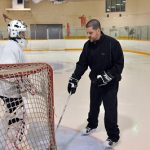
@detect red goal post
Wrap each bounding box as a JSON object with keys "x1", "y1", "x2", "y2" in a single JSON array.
[{"x1": 0, "y1": 63, "x2": 56, "y2": 150}]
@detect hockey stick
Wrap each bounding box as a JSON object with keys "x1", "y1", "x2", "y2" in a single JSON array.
[
  {"x1": 56, "y1": 93, "x2": 72, "y2": 130},
  {"x1": 2, "y1": 14, "x2": 12, "y2": 23}
]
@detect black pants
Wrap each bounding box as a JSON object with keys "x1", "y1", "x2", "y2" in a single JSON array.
[{"x1": 87, "y1": 81, "x2": 120, "y2": 142}]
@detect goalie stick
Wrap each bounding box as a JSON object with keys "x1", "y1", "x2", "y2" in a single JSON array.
[{"x1": 56, "y1": 93, "x2": 72, "y2": 130}]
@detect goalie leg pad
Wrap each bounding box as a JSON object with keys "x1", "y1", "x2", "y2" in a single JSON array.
[
  {"x1": 4, "y1": 97, "x2": 28, "y2": 143},
  {"x1": 4, "y1": 97, "x2": 23, "y2": 113},
  {"x1": 1, "y1": 96, "x2": 32, "y2": 149}
]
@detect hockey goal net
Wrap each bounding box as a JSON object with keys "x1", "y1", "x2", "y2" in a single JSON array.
[{"x1": 0, "y1": 63, "x2": 56, "y2": 150}]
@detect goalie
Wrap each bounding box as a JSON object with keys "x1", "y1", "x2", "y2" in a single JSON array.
[{"x1": 0, "y1": 19, "x2": 33, "y2": 150}]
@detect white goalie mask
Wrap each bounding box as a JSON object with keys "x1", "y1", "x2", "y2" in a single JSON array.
[{"x1": 8, "y1": 20, "x2": 27, "y2": 49}]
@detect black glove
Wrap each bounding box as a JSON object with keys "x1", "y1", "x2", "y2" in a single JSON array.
[
  {"x1": 67, "y1": 76, "x2": 78, "y2": 94},
  {"x1": 96, "y1": 71, "x2": 113, "y2": 87}
]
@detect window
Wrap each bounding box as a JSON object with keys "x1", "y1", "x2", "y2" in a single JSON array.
[
  {"x1": 30, "y1": 24, "x2": 63, "y2": 39},
  {"x1": 106, "y1": 0, "x2": 126, "y2": 12},
  {"x1": 17, "y1": 0, "x2": 23, "y2": 4}
]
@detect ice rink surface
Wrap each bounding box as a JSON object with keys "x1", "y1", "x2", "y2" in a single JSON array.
[{"x1": 25, "y1": 51, "x2": 150, "y2": 150}]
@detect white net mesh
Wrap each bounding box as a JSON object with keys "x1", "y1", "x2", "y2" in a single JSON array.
[{"x1": 0, "y1": 63, "x2": 56, "y2": 150}]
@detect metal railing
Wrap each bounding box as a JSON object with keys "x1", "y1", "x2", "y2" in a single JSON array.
[{"x1": 1, "y1": 25, "x2": 150, "y2": 40}]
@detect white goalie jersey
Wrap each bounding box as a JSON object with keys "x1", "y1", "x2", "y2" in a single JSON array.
[
  {"x1": 0, "y1": 44, "x2": 4, "y2": 51},
  {"x1": 0, "y1": 40, "x2": 26, "y2": 98},
  {"x1": 0, "y1": 40, "x2": 25, "y2": 64}
]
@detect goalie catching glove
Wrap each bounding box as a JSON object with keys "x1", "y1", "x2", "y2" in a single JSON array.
[
  {"x1": 95, "y1": 71, "x2": 114, "y2": 87},
  {"x1": 67, "y1": 76, "x2": 78, "y2": 94}
]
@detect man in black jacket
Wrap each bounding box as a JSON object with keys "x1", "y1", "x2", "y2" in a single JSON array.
[{"x1": 67, "y1": 19, "x2": 124, "y2": 148}]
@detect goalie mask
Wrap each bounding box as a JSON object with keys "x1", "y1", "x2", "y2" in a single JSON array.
[{"x1": 8, "y1": 20, "x2": 27, "y2": 49}]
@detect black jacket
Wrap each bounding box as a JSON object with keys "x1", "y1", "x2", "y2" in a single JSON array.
[{"x1": 73, "y1": 33, "x2": 124, "y2": 82}]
